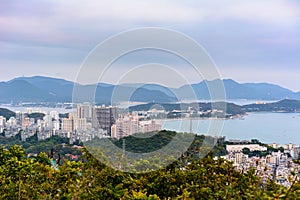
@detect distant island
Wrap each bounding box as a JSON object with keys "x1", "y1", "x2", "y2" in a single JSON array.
[
  {"x1": 129, "y1": 101, "x2": 245, "y2": 118},
  {"x1": 242, "y1": 99, "x2": 300, "y2": 112},
  {"x1": 129, "y1": 99, "x2": 300, "y2": 116}
]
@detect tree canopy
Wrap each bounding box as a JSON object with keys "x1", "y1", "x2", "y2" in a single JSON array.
[{"x1": 1, "y1": 143, "x2": 300, "y2": 199}]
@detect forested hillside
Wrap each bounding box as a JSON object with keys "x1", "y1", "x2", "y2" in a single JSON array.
[{"x1": 1, "y1": 131, "x2": 300, "y2": 199}]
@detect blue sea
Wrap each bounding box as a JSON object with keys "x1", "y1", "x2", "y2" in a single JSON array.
[{"x1": 162, "y1": 112, "x2": 300, "y2": 145}]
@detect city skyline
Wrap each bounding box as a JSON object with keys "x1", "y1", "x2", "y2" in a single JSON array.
[{"x1": 1, "y1": 0, "x2": 300, "y2": 91}]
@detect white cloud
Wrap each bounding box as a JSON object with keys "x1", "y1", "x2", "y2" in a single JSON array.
[
  {"x1": 52, "y1": 0, "x2": 300, "y2": 26},
  {"x1": 0, "y1": 0, "x2": 202, "y2": 47},
  {"x1": 1, "y1": 0, "x2": 300, "y2": 90},
  {"x1": 220, "y1": 0, "x2": 300, "y2": 27},
  {"x1": 1, "y1": 0, "x2": 299, "y2": 46},
  {"x1": 53, "y1": 0, "x2": 201, "y2": 23}
]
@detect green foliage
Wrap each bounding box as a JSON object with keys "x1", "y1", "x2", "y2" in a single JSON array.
[
  {"x1": 0, "y1": 107, "x2": 16, "y2": 120},
  {"x1": 0, "y1": 145, "x2": 83, "y2": 199},
  {"x1": 129, "y1": 102, "x2": 245, "y2": 116},
  {"x1": 59, "y1": 113, "x2": 69, "y2": 118},
  {"x1": 112, "y1": 130, "x2": 178, "y2": 153},
  {"x1": 1, "y1": 144, "x2": 300, "y2": 199},
  {"x1": 242, "y1": 147, "x2": 251, "y2": 154},
  {"x1": 0, "y1": 135, "x2": 81, "y2": 162},
  {"x1": 1, "y1": 131, "x2": 300, "y2": 199},
  {"x1": 279, "y1": 146, "x2": 285, "y2": 153},
  {"x1": 243, "y1": 99, "x2": 300, "y2": 112},
  {"x1": 242, "y1": 145, "x2": 285, "y2": 158},
  {"x1": 27, "y1": 112, "x2": 46, "y2": 121}
]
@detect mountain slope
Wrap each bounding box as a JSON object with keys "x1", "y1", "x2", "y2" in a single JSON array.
[
  {"x1": 1, "y1": 76, "x2": 176, "y2": 103},
  {"x1": 11, "y1": 76, "x2": 75, "y2": 101},
  {"x1": 0, "y1": 80, "x2": 55, "y2": 102},
  {"x1": 242, "y1": 82, "x2": 295, "y2": 100},
  {"x1": 177, "y1": 79, "x2": 296, "y2": 100},
  {"x1": 0, "y1": 76, "x2": 299, "y2": 103}
]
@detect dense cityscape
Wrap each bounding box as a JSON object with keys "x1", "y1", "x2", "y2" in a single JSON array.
[
  {"x1": 0, "y1": 103, "x2": 163, "y2": 143},
  {"x1": 1, "y1": 103, "x2": 300, "y2": 188}
]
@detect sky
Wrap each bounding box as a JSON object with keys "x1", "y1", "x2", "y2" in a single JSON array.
[{"x1": 1, "y1": 0, "x2": 300, "y2": 91}]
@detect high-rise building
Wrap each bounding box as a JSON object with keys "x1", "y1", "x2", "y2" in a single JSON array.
[
  {"x1": 50, "y1": 111, "x2": 59, "y2": 120},
  {"x1": 52, "y1": 120, "x2": 60, "y2": 131},
  {"x1": 93, "y1": 106, "x2": 117, "y2": 136},
  {"x1": 0, "y1": 116, "x2": 5, "y2": 127},
  {"x1": 62, "y1": 114, "x2": 87, "y2": 132},
  {"x1": 111, "y1": 124, "x2": 117, "y2": 138},
  {"x1": 291, "y1": 147, "x2": 300, "y2": 160},
  {"x1": 43, "y1": 114, "x2": 53, "y2": 128},
  {"x1": 62, "y1": 118, "x2": 73, "y2": 132},
  {"x1": 15, "y1": 112, "x2": 22, "y2": 125},
  {"x1": 73, "y1": 117, "x2": 87, "y2": 131},
  {"x1": 139, "y1": 120, "x2": 162, "y2": 133},
  {"x1": 77, "y1": 103, "x2": 93, "y2": 122},
  {"x1": 7, "y1": 117, "x2": 17, "y2": 127},
  {"x1": 22, "y1": 117, "x2": 32, "y2": 128},
  {"x1": 114, "y1": 116, "x2": 139, "y2": 138}
]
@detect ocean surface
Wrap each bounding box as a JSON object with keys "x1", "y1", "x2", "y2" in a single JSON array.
[
  {"x1": 0, "y1": 106, "x2": 75, "y2": 113},
  {"x1": 162, "y1": 112, "x2": 300, "y2": 145}
]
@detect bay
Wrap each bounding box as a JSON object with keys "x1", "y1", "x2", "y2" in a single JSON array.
[{"x1": 162, "y1": 112, "x2": 300, "y2": 145}]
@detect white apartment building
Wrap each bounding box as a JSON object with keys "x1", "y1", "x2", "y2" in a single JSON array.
[
  {"x1": 284, "y1": 143, "x2": 296, "y2": 150},
  {"x1": 62, "y1": 117, "x2": 87, "y2": 132},
  {"x1": 226, "y1": 144, "x2": 267, "y2": 153},
  {"x1": 7, "y1": 117, "x2": 17, "y2": 127},
  {"x1": 73, "y1": 117, "x2": 87, "y2": 131},
  {"x1": 0, "y1": 116, "x2": 5, "y2": 127},
  {"x1": 112, "y1": 116, "x2": 139, "y2": 138},
  {"x1": 62, "y1": 118, "x2": 73, "y2": 132}
]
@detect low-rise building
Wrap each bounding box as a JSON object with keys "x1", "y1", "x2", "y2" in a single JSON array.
[
  {"x1": 226, "y1": 144, "x2": 267, "y2": 153},
  {"x1": 226, "y1": 144, "x2": 267, "y2": 152}
]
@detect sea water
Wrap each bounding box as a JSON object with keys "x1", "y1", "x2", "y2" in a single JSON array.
[{"x1": 162, "y1": 112, "x2": 300, "y2": 145}]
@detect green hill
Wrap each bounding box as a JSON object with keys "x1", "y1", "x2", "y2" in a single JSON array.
[
  {"x1": 242, "y1": 99, "x2": 300, "y2": 112},
  {"x1": 0, "y1": 108, "x2": 15, "y2": 120}
]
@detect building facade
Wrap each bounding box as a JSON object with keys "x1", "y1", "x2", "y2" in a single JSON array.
[{"x1": 93, "y1": 106, "x2": 117, "y2": 136}]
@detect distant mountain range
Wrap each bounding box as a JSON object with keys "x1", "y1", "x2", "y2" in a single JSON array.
[{"x1": 0, "y1": 76, "x2": 300, "y2": 104}]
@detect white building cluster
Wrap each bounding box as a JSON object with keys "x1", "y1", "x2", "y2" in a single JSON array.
[
  {"x1": 0, "y1": 103, "x2": 163, "y2": 143},
  {"x1": 226, "y1": 144, "x2": 267, "y2": 152},
  {"x1": 222, "y1": 143, "x2": 300, "y2": 187},
  {"x1": 0, "y1": 109, "x2": 61, "y2": 141},
  {"x1": 111, "y1": 115, "x2": 162, "y2": 139}
]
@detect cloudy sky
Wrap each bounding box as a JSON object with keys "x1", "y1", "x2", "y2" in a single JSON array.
[{"x1": 1, "y1": 0, "x2": 300, "y2": 91}]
